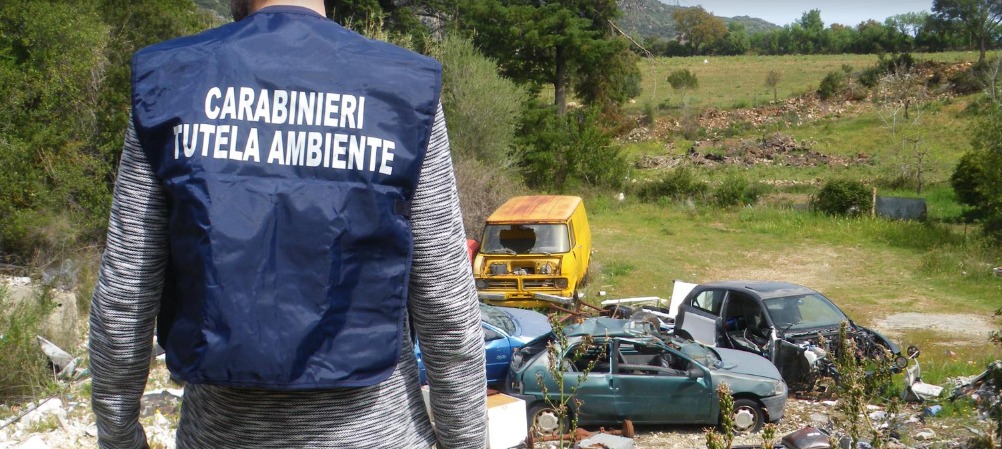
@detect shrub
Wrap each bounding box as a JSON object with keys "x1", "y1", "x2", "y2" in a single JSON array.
[
  {"x1": 642, "y1": 102, "x2": 657, "y2": 127},
  {"x1": 818, "y1": 70, "x2": 847, "y2": 100},
  {"x1": 667, "y1": 68, "x2": 699, "y2": 106},
  {"x1": 434, "y1": 34, "x2": 527, "y2": 170},
  {"x1": 858, "y1": 53, "x2": 915, "y2": 88},
  {"x1": 811, "y1": 179, "x2": 871, "y2": 217},
  {"x1": 713, "y1": 175, "x2": 768, "y2": 207},
  {"x1": 637, "y1": 167, "x2": 709, "y2": 204}
]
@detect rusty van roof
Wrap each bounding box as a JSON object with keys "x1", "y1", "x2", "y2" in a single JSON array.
[{"x1": 486, "y1": 195, "x2": 582, "y2": 224}]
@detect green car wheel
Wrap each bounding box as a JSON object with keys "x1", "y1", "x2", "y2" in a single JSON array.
[
  {"x1": 528, "y1": 402, "x2": 568, "y2": 437},
  {"x1": 731, "y1": 399, "x2": 765, "y2": 434}
]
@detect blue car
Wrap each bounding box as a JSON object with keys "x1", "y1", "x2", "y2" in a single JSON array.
[{"x1": 415, "y1": 303, "x2": 551, "y2": 385}]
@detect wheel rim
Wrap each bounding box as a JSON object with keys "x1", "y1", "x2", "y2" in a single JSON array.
[
  {"x1": 533, "y1": 408, "x2": 562, "y2": 436},
  {"x1": 732, "y1": 405, "x2": 758, "y2": 433}
]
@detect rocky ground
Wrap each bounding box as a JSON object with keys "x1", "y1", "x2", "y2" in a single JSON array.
[{"x1": 1, "y1": 335, "x2": 996, "y2": 449}]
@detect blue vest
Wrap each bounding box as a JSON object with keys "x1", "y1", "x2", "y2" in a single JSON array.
[{"x1": 131, "y1": 6, "x2": 442, "y2": 389}]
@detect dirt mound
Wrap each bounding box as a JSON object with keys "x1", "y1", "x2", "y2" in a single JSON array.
[{"x1": 635, "y1": 133, "x2": 871, "y2": 169}]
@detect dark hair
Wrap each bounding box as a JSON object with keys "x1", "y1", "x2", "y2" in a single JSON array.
[{"x1": 230, "y1": 0, "x2": 251, "y2": 21}]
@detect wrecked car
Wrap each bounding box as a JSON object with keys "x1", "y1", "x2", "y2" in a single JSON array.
[
  {"x1": 674, "y1": 281, "x2": 906, "y2": 392},
  {"x1": 505, "y1": 317, "x2": 787, "y2": 436},
  {"x1": 415, "y1": 303, "x2": 551, "y2": 386},
  {"x1": 473, "y1": 195, "x2": 592, "y2": 309}
]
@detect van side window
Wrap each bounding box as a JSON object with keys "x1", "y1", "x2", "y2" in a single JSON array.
[{"x1": 692, "y1": 290, "x2": 725, "y2": 316}]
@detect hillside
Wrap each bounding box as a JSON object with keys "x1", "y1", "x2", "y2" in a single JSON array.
[{"x1": 616, "y1": 0, "x2": 780, "y2": 40}]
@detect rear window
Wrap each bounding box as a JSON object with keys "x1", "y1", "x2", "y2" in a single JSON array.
[{"x1": 480, "y1": 304, "x2": 516, "y2": 334}]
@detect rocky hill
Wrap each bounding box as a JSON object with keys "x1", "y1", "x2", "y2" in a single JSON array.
[{"x1": 616, "y1": 0, "x2": 779, "y2": 39}]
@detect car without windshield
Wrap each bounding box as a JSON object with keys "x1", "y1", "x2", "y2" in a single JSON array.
[
  {"x1": 504, "y1": 317, "x2": 787, "y2": 436},
  {"x1": 674, "y1": 281, "x2": 906, "y2": 392}
]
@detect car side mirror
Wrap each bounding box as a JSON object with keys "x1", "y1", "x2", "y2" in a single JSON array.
[
  {"x1": 687, "y1": 367, "x2": 703, "y2": 380},
  {"x1": 484, "y1": 328, "x2": 503, "y2": 341}
]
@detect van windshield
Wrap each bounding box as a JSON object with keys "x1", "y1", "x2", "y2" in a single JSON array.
[{"x1": 481, "y1": 224, "x2": 570, "y2": 254}]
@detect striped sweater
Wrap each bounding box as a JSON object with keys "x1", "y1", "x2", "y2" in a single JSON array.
[{"x1": 89, "y1": 105, "x2": 487, "y2": 449}]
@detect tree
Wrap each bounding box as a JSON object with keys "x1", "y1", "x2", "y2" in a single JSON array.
[
  {"x1": 459, "y1": 0, "x2": 630, "y2": 115},
  {"x1": 765, "y1": 70, "x2": 782, "y2": 102},
  {"x1": 517, "y1": 101, "x2": 627, "y2": 192},
  {"x1": 952, "y1": 104, "x2": 1002, "y2": 238},
  {"x1": 666, "y1": 69, "x2": 698, "y2": 107},
  {"x1": 793, "y1": 9, "x2": 828, "y2": 53},
  {"x1": 672, "y1": 6, "x2": 727, "y2": 56},
  {"x1": 933, "y1": 0, "x2": 1002, "y2": 63},
  {"x1": 325, "y1": 0, "x2": 453, "y2": 50},
  {"x1": 716, "y1": 21, "x2": 750, "y2": 55}
]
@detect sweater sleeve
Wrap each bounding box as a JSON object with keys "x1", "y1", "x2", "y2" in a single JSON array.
[
  {"x1": 89, "y1": 119, "x2": 169, "y2": 449},
  {"x1": 407, "y1": 103, "x2": 488, "y2": 448}
]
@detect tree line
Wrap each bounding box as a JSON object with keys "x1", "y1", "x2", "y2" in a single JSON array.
[{"x1": 643, "y1": 1, "x2": 1002, "y2": 63}]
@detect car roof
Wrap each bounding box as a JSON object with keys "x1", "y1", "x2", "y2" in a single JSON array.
[
  {"x1": 486, "y1": 195, "x2": 582, "y2": 224},
  {"x1": 697, "y1": 280, "x2": 821, "y2": 300}
]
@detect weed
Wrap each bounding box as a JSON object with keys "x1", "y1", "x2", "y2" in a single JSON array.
[
  {"x1": 705, "y1": 383, "x2": 734, "y2": 449},
  {"x1": 0, "y1": 285, "x2": 59, "y2": 403},
  {"x1": 534, "y1": 314, "x2": 606, "y2": 446},
  {"x1": 27, "y1": 412, "x2": 60, "y2": 433},
  {"x1": 760, "y1": 423, "x2": 777, "y2": 449}
]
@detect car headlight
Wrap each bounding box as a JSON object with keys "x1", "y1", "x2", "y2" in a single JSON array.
[
  {"x1": 475, "y1": 279, "x2": 488, "y2": 289},
  {"x1": 773, "y1": 381, "x2": 787, "y2": 396},
  {"x1": 554, "y1": 278, "x2": 568, "y2": 289}
]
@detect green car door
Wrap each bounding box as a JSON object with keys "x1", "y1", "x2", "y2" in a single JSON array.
[{"x1": 610, "y1": 344, "x2": 715, "y2": 423}]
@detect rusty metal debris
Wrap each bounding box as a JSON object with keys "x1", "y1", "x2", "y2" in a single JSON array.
[{"x1": 526, "y1": 419, "x2": 635, "y2": 448}]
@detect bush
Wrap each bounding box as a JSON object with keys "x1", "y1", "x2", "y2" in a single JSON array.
[
  {"x1": 818, "y1": 70, "x2": 847, "y2": 100},
  {"x1": 713, "y1": 175, "x2": 768, "y2": 207},
  {"x1": 637, "y1": 167, "x2": 709, "y2": 204},
  {"x1": 811, "y1": 179, "x2": 872, "y2": 217},
  {"x1": 434, "y1": 34, "x2": 527, "y2": 169},
  {"x1": 858, "y1": 53, "x2": 915, "y2": 88},
  {"x1": 642, "y1": 102, "x2": 656, "y2": 127}
]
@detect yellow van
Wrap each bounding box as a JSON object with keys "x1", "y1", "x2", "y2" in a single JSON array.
[{"x1": 473, "y1": 195, "x2": 592, "y2": 309}]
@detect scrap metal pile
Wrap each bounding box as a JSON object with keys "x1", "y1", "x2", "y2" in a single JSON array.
[{"x1": 950, "y1": 360, "x2": 1002, "y2": 417}]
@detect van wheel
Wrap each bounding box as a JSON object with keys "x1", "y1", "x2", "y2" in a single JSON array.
[
  {"x1": 730, "y1": 399, "x2": 764, "y2": 434},
  {"x1": 528, "y1": 402, "x2": 568, "y2": 437}
]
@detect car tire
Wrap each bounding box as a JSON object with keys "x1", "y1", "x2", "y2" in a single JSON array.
[
  {"x1": 730, "y1": 399, "x2": 764, "y2": 434},
  {"x1": 528, "y1": 402, "x2": 568, "y2": 437}
]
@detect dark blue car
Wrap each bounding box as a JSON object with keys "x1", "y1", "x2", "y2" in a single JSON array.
[{"x1": 415, "y1": 303, "x2": 551, "y2": 385}]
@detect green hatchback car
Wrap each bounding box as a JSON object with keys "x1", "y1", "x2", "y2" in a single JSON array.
[{"x1": 504, "y1": 318, "x2": 787, "y2": 435}]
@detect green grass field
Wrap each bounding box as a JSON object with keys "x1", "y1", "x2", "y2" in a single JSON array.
[{"x1": 629, "y1": 51, "x2": 980, "y2": 112}]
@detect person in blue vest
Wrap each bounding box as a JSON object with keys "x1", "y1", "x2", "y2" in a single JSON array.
[{"x1": 89, "y1": 1, "x2": 487, "y2": 447}]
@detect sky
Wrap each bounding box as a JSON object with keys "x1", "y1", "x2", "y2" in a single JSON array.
[{"x1": 674, "y1": 0, "x2": 934, "y2": 27}]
